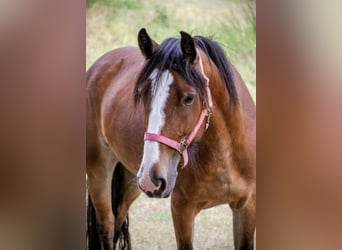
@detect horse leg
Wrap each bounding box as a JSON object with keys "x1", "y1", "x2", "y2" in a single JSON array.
[
  {"x1": 113, "y1": 164, "x2": 141, "y2": 249},
  {"x1": 87, "y1": 156, "x2": 117, "y2": 250},
  {"x1": 171, "y1": 196, "x2": 197, "y2": 250},
  {"x1": 230, "y1": 192, "x2": 256, "y2": 250}
]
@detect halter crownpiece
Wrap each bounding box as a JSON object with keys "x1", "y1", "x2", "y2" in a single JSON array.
[{"x1": 144, "y1": 54, "x2": 214, "y2": 168}]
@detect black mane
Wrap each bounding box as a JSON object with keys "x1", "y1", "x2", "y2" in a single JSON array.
[{"x1": 134, "y1": 35, "x2": 238, "y2": 106}]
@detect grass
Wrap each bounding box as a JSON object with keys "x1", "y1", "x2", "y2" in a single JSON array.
[
  {"x1": 86, "y1": 0, "x2": 255, "y2": 100},
  {"x1": 129, "y1": 195, "x2": 234, "y2": 250},
  {"x1": 86, "y1": 0, "x2": 255, "y2": 248}
]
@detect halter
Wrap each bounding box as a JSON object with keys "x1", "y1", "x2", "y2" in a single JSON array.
[{"x1": 144, "y1": 55, "x2": 214, "y2": 168}]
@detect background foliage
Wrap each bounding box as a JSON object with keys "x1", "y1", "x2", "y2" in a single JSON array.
[{"x1": 86, "y1": 0, "x2": 255, "y2": 99}]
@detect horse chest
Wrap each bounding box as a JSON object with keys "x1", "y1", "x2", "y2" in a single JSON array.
[
  {"x1": 177, "y1": 160, "x2": 249, "y2": 208},
  {"x1": 201, "y1": 174, "x2": 231, "y2": 201},
  {"x1": 177, "y1": 170, "x2": 232, "y2": 205}
]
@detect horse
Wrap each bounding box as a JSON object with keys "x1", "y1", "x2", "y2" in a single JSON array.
[{"x1": 86, "y1": 28, "x2": 256, "y2": 250}]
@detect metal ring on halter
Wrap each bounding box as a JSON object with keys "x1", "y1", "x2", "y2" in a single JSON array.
[{"x1": 179, "y1": 139, "x2": 189, "y2": 152}]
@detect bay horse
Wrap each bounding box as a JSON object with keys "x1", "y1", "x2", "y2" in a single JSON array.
[{"x1": 86, "y1": 28, "x2": 256, "y2": 250}]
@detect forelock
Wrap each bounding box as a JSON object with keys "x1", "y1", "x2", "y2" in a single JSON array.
[{"x1": 134, "y1": 37, "x2": 208, "y2": 105}]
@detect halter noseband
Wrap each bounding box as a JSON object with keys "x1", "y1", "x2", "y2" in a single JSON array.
[{"x1": 144, "y1": 55, "x2": 213, "y2": 168}]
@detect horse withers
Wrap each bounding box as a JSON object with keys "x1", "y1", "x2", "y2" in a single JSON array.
[{"x1": 86, "y1": 28, "x2": 256, "y2": 250}]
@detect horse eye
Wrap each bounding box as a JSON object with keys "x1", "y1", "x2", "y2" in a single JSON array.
[{"x1": 182, "y1": 94, "x2": 196, "y2": 106}]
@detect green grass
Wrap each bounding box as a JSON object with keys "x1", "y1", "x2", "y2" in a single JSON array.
[
  {"x1": 86, "y1": 0, "x2": 255, "y2": 99},
  {"x1": 129, "y1": 195, "x2": 234, "y2": 250},
  {"x1": 86, "y1": 1, "x2": 255, "y2": 248}
]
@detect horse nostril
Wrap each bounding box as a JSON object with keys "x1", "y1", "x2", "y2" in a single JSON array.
[
  {"x1": 158, "y1": 177, "x2": 166, "y2": 191},
  {"x1": 153, "y1": 177, "x2": 166, "y2": 196}
]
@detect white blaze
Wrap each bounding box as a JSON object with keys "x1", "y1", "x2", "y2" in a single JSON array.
[{"x1": 137, "y1": 70, "x2": 173, "y2": 180}]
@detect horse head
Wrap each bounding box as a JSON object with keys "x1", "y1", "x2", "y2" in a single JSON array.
[{"x1": 134, "y1": 28, "x2": 212, "y2": 198}]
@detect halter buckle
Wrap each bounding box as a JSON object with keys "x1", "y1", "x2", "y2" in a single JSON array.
[{"x1": 179, "y1": 138, "x2": 188, "y2": 152}]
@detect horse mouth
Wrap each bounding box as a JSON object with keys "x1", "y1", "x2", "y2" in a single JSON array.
[
  {"x1": 145, "y1": 191, "x2": 168, "y2": 198},
  {"x1": 144, "y1": 188, "x2": 172, "y2": 198},
  {"x1": 141, "y1": 180, "x2": 173, "y2": 198}
]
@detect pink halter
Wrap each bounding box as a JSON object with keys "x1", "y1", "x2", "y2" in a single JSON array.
[{"x1": 144, "y1": 55, "x2": 213, "y2": 168}]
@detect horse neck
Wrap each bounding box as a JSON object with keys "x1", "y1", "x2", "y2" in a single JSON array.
[{"x1": 199, "y1": 73, "x2": 253, "y2": 179}]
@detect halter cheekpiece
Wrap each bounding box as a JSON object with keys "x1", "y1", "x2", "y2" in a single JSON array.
[{"x1": 144, "y1": 55, "x2": 214, "y2": 168}]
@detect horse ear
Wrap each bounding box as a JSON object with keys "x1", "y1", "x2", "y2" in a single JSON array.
[
  {"x1": 180, "y1": 31, "x2": 197, "y2": 64},
  {"x1": 138, "y1": 28, "x2": 158, "y2": 59}
]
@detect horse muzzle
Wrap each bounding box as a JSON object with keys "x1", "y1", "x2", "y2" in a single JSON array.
[{"x1": 137, "y1": 162, "x2": 178, "y2": 198}]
